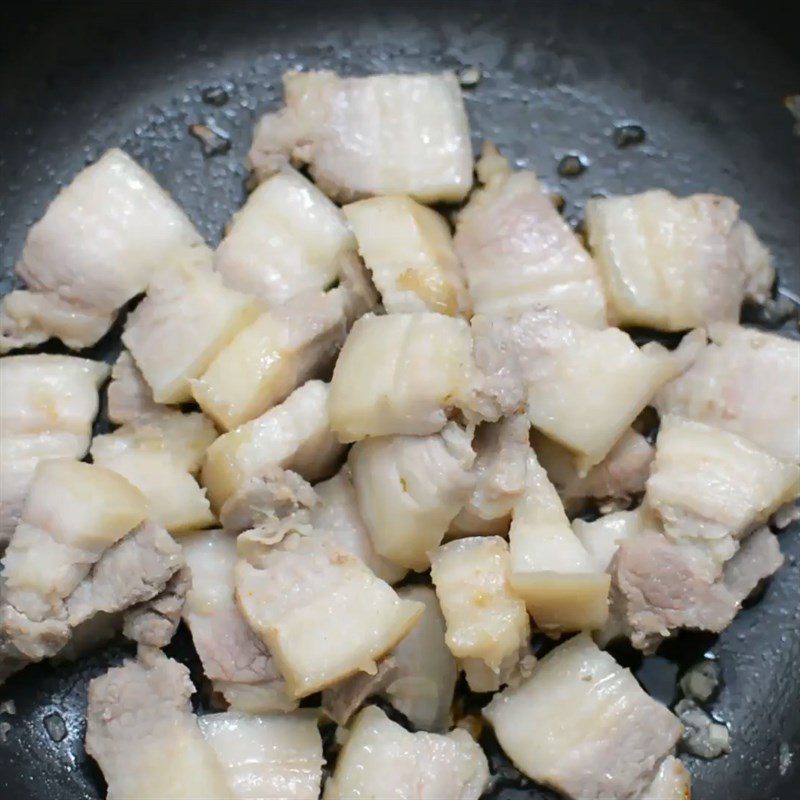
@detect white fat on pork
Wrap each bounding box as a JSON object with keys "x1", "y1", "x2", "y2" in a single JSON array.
[
  {"x1": 655, "y1": 324, "x2": 800, "y2": 463},
  {"x1": 85, "y1": 653, "x2": 235, "y2": 800},
  {"x1": 106, "y1": 350, "x2": 164, "y2": 425},
  {"x1": 349, "y1": 422, "x2": 475, "y2": 571},
  {"x1": 640, "y1": 756, "x2": 691, "y2": 800},
  {"x1": 191, "y1": 289, "x2": 348, "y2": 430},
  {"x1": 484, "y1": 633, "x2": 684, "y2": 800},
  {"x1": 202, "y1": 380, "x2": 345, "y2": 513},
  {"x1": 248, "y1": 71, "x2": 473, "y2": 203},
  {"x1": 508, "y1": 454, "x2": 610, "y2": 633},
  {"x1": 430, "y1": 536, "x2": 530, "y2": 692},
  {"x1": 123, "y1": 247, "x2": 260, "y2": 404},
  {"x1": 454, "y1": 143, "x2": 606, "y2": 328},
  {"x1": 645, "y1": 415, "x2": 799, "y2": 567},
  {"x1": 323, "y1": 705, "x2": 488, "y2": 800},
  {"x1": 235, "y1": 532, "x2": 423, "y2": 698},
  {"x1": 343, "y1": 195, "x2": 471, "y2": 316},
  {"x1": 572, "y1": 506, "x2": 654, "y2": 572},
  {"x1": 198, "y1": 711, "x2": 323, "y2": 800},
  {"x1": 0, "y1": 355, "x2": 108, "y2": 547},
  {"x1": 1, "y1": 149, "x2": 203, "y2": 351},
  {"x1": 585, "y1": 189, "x2": 774, "y2": 330},
  {"x1": 215, "y1": 168, "x2": 358, "y2": 306},
  {"x1": 328, "y1": 312, "x2": 478, "y2": 441},
  {"x1": 181, "y1": 530, "x2": 296, "y2": 713}
]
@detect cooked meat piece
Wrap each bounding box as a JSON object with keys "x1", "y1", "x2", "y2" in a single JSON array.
[
  {"x1": 533, "y1": 428, "x2": 654, "y2": 515},
  {"x1": 343, "y1": 195, "x2": 471, "y2": 316},
  {"x1": 248, "y1": 71, "x2": 473, "y2": 203},
  {"x1": 0, "y1": 355, "x2": 108, "y2": 548},
  {"x1": 610, "y1": 526, "x2": 784, "y2": 652},
  {"x1": 640, "y1": 756, "x2": 691, "y2": 800},
  {"x1": 124, "y1": 248, "x2": 259, "y2": 404},
  {"x1": 585, "y1": 189, "x2": 774, "y2": 330},
  {"x1": 85, "y1": 652, "x2": 235, "y2": 799},
  {"x1": 192, "y1": 288, "x2": 349, "y2": 430},
  {"x1": 235, "y1": 532, "x2": 423, "y2": 698},
  {"x1": 509, "y1": 454, "x2": 610, "y2": 633},
  {"x1": 430, "y1": 536, "x2": 530, "y2": 693},
  {"x1": 1, "y1": 149, "x2": 202, "y2": 351},
  {"x1": 123, "y1": 566, "x2": 191, "y2": 648},
  {"x1": 572, "y1": 506, "x2": 653, "y2": 572},
  {"x1": 181, "y1": 530, "x2": 296, "y2": 713},
  {"x1": 329, "y1": 312, "x2": 479, "y2": 441},
  {"x1": 454, "y1": 143, "x2": 606, "y2": 328},
  {"x1": 106, "y1": 350, "x2": 164, "y2": 425},
  {"x1": 202, "y1": 380, "x2": 345, "y2": 513},
  {"x1": 311, "y1": 468, "x2": 406, "y2": 585},
  {"x1": 321, "y1": 656, "x2": 398, "y2": 728},
  {"x1": 674, "y1": 699, "x2": 730, "y2": 760},
  {"x1": 483, "y1": 633, "x2": 683, "y2": 800},
  {"x1": 216, "y1": 167, "x2": 358, "y2": 306},
  {"x1": 198, "y1": 711, "x2": 324, "y2": 800},
  {"x1": 645, "y1": 415, "x2": 799, "y2": 568},
  {"x1": 655, "y1": 324, "x2": 800, "y2": 463},
  {"x1": 349, "y1": 422, "x2": 475, "y2": 571},
  {"x1": 449, "y1": 416, "x2": 531, "y2": 538},
  {"x1": 323, "y1": 705, "x2": 488, "y2": 800}
]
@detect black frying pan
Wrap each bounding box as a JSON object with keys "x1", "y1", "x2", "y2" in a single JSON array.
[{"x1": 1, "y1": 1, "x2": 798, "y2": 798}]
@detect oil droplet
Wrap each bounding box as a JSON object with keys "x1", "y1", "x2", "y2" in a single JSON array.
[
  {"x1": 557, "y1": 153, "x2": 588, "y2": 177},
  {"x1": 201, "y1": 84, "x2": 230, "y2": 107},
  {"x1": 613, "y1": 123, "x2": 646, "y2": 148},
  {"x1": 43, "y1": 711, "x2": 67, "y2": 742}
]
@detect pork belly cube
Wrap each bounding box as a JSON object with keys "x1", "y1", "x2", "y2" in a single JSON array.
[
  {"x1": 123, "y1": 250, "x2": 259, "y2": 403},
  {"x1": 85, "y1": 653, "x2": 235, "y2": 800},
  {"x1": 248, "y1": 71, "x2": 473, "y2": 203},
  {"x1": 585, "y1": 189, "x2": 774, "y2": 330},
  {"x1": 329, "y1": 312, "x2": 477, "y2": 441},
  {"x1": 192, "y1": 289, "x2": 348, "y2": 430},
  {"x1": 343, "y1": 195, "x2": 470, "y2": 316},
  {"x1": 1, "y1": 149, "x2": 202, "y2": 351},
  {"x1": 572, "y1": 506, "x2": 653, "y2": 572},
  {"x1": 509, "y1": 455, "x2": 610, "y2": 633},
  {"x1": 656, "y1": 324, "x2": 800, "y2": 463},
  {"x1": 430, "y1": 536, "x2": 530, "y2": 692},
  {"x1": 198, "y1": 711, "x2": 323, "y2": 800},
  {"x1": 235, "y1": 533, "x2": 423, "y2": 698},
  {"x1": 484, "y1": 633, "x2": 683, "y2": 800},
  {"x1": 106, "y1": 350, "x2": 163, "y2": 424},
  {"x1": 646, "y1": 415, "x2": 799, "y2": 566},
  {"x1": 202, "y1": 380, "x2": 344, "y2": 513},
  {"x1": 349, "y1": 423, "x2": 475, "y2": 571},
  {"x1": 454, "y1": 143, "x2": 607, "y2": 328},
  {"x1": 216, "y1": 168, "x2": 357, "y2": 306},
  {"x1": 324, "y1": 705, "x2": 488, "y2": 800},
  {"x1": 640, "y1": 757, "x2": 691, "y2": 800},
  {"x1": 182, "y1": 530, "x2": 296, "y2": 713}
]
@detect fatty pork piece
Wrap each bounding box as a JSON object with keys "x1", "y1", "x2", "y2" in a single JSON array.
[
  {"x1": 311, "y1": 468, "x2": 407, "y2": 585},
  {"x1": 473, "y1": 307, "x2": 690, "y2": 469},
  {"x1": 430, "y1": 536, "x2": 530, "y2": 693},
  {"x1": 324, "y1": 705, "x2": 489, "y2": 800},
  {"x1": 86, "y1": 652, "x2": 235, "y2": 800},
  {"x1": 343, "y1": 195, "x2": 471, "y2": 316},
  {"x1": 248, "y1": 70, "x2": 473, "y2": 203},
  {"x1": 449, "y1": 415, "x2": 531, "y2": 538},
  {"x1": 454, "y1": 143, "x2": 607, "y2": 328},
  {"x1": 124, "y1": 248, "x2": 259, "y2": 404},
  {"x1": 329, "y1": 312, "x2": 479, "y2": 441},
  {"x1": 0, "y1": 354, "x2": 108, "y2": 548},
  {"x1": 509, "y1": 454, "x2": 610, "y2": 633},
  {"x1": 181, "y1": 530, "x2": 296, "y2": 713},
  {"x1": 349, "y1": 422, "x2": 475, "y2": 571},
  {"x1": 202, "y1": 380, "x2": 345, "y2": 514},
  {"x1": 645, "y1": 415, "x2": 799, "y2": 567},
  {"x1": 192, "y1": 288, "x2": 349, "y2": 430},
  {"x1": 532, "y1": 427, "x2": 655, "y2": 515},
  {"x1": 106, "y1": 350, "x2": 163, "y2": 425},
  {"x1": 235, "y1": 532, "x2": 423, "y2": 698},
  {"x1": 198, "y1": 711, "x2": 324, "y2": 800},
  {"x1": 215, "y1": 167, "x2": 360, "y2": 306},
  {"x1": 122, "y1": 565, "x2": 191, "y2": 649},
  {"x1": 585, "y1": 189, "x2": 774, "y2": 330},
  {"x1": 611, "y1": 526, "x2": 784, "y2": 653},
  {"x1": 640, "y1": 757, "x2": 692, "y2": 800},
  {"x1": 655, "y1": 324, "x2": 800, "y2": 463},
  {"x1": 0, "y1": 149, "x2": 203, "y2": 352},
  {"x1": 484, "y1": 634, "x2": 683, "y2": 800},
  {"x1": 572, "y1": 506, "x2": 654, "y2": 572}
]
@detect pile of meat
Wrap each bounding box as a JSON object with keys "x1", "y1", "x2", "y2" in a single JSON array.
[{"x1": 1, "y1": 69, "x2": 798, "y2": 800}]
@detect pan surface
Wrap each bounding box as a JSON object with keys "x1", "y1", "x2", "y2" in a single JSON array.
[{"x1": 0, "y1": 1, "x2": 798, "y2": 798}]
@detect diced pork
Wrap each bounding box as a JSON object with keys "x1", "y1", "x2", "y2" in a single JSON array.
[
  {"x1": 106, "y1": 350, "x2": 163, "y2": 425},
  {"x1": 123, "y1": 566, "x2": 191, "y2": 649}
]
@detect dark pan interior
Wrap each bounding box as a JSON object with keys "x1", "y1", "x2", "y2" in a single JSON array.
[{"x1": 0, "y1": 1, "x2": 798, "y2": 798}]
